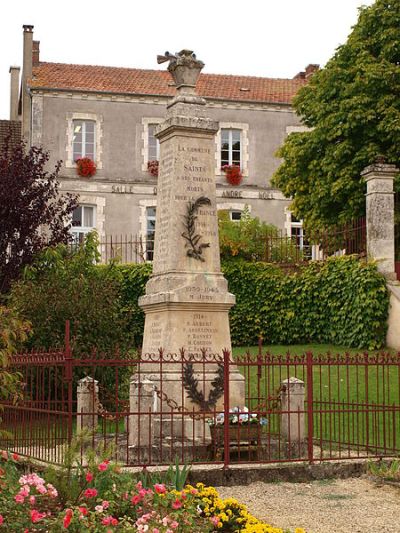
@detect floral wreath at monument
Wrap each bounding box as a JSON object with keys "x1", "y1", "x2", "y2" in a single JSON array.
[
  {"x1": 76, "y1": 157, "x2": 97, "y2": 178},
  {"x1": 222, "y1": 164, "x2": 242, "y2": 186},
  {"x1": 183, "y1": 361, "x2": 224, "y2": 411}
]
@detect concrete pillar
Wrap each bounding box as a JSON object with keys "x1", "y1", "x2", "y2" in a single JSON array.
[
  {"x1": 22, "y1": 24, "x2": 33, "y2": 143},
  {"x1": 362, "y1": 161, "x2": 398, "y2": 279},
  {"x1": 77, "y1": 376, "x2": 99, "y2": 433},
  {"x1": 128, "y1": 376, "x2": 155, "y2": 447},
  {"x1": 9, "y1": 66, "x2": 20, "y2": 121},
  {"x1": 280, "y1": 377, "x2": 305, "y2": 442}
]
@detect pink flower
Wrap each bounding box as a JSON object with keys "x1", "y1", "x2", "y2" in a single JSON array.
[
  {"x1": 111, "y1": 518, "x2": 118, "y2": 526},
  {"x1": 170, "y1": 521, "x2": 179, "y2": 529},
  {"x1": 84, "y1": 488, "x2": 98, "y2": 498},
  {"x1": 30, "y1": 509, "x2": 46, "y2": 523},
  {"x1": 98, "y1": 462, "x2": 108, "y2": 472},
  {"x1": 29, "y1": 495, "x2": 36, "y2": 505},
  {"x1": 85, "y1": 471, "x2": 93, "y2": 482},
  {"x1": 19, "y1": 485, "x2": 30, "y2": 497},
  {"x1": 1, "y1": 451, "x2": 7, "y2": 460},
  {"x1": 153, "y1": 529, "x2": 159, "y2": 533},
  {"x1": 0, "y1": 515, "x2": 3, "y2": 525},
  {"x1": 95, "y1": 505, "x2": 104, "y2": 513},
  {"x1": 102, "y1": 500, "x2": 110, "y2": 509},
  {"x1": 12, "y1": 453, "x2": 19, "y2": 461},
  {"x1": 211, "y1": 516, "x2": 220, "y2": 526},
  {"x1": 131, "y1": 494, "x2": 142, "y2": 505},
  {"x1": 37, "y1": 484, "x2": 47, "y2": 494},
  {"x1": 154, "y1": 483, "x2": 166, "y2": 494},
  {"x1": 15, "y1": 494, "x2": 25, "y2": 504},
  {"x1": 79, "y1": 506, "x2": 88, "y2": 516},
  {"x1": 63, "y1": 509, "x2": 73, "y2": 528},
  {"x1": 171, "y1": 498, "x2": 182, "y2": 510},
  {"x1": 136, "y1": 480, "x2": 142, "y2": 490},
  {"x1": 102, "y1": 516, "x2": 112, "y2": 526}
]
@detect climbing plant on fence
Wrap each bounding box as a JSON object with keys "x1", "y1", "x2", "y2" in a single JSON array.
[
  {"x1": 114, "y1": 256, "x2": 388, "y2": 350},
  {"x1": 10, "y1": 251, "x2": 389, "y2": 351}
]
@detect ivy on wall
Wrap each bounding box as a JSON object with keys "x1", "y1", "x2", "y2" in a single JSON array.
[{"x1": 116, "y1": 256, "x2": 389, "y2": 350}]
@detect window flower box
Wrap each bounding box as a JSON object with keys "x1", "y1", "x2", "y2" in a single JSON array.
[
  {"x1": 222, "y1": 164, "x2": 242, "y2": 186},
  {"x1": 76, "y1": 157, "x2": 96, "y2": 178}
]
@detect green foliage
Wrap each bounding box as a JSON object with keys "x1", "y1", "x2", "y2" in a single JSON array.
[
  {"x1": 138, "y1": 457, "x2": 191, "y2": 492},
  {"x1": 368, "y1": 459, "x2": 400, "y2": 481},
  {"x1": 0, "y1": 307, "x2": 31, "y2": 437},
  {"x1": 112, "y1": 256, "x2": 389, "y2": 350},
  {"x1": 272, "y1": 0, "x2": 400, "y2": 227},
  {"x1": 218, "y1": 207, "x2": 301, "y2": 262},
  {"x1": 9, "y1": 233, "x2": 134, "y2": 354},
  {"x1": 223, "y1": 256, "x2": 389, "y2": 349}
]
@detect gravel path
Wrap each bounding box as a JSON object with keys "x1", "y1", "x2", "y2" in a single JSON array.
[{"x1": 216, "y1": 477, "x2": 400, "y2": 532}]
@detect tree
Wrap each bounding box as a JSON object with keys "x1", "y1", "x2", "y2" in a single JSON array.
[
  {"x1": 0, "y1": 138, "x2": 77, "y2": 293},
  {"x1": 272, "y1": 0, "x2": 400, "y2": 228}
]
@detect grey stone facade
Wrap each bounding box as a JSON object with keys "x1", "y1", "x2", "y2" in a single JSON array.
[{"x1": 10, "y1": 26, "x2": 311, "y2": 249}]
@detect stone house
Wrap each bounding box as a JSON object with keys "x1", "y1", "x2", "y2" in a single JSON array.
[{"x1": 8, "y1": 25, "x2": 318, "y2": 260}]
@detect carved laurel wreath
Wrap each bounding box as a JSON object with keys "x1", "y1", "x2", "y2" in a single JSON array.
[
  {"x1": 183, "y1": 362, "x2": 224, "y2": 411},
  {"x1": 182, "y1": 196, "x2": 211, "y2": 261}
]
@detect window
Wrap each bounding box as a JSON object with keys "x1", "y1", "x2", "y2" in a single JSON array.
[
  {"x1": 148, "y1": 124, "x2": 160, "y2": 162},
  {"x1": 146, "y1": 207, "x2": 156, "y2": 261},
  {"x1": 73, "y1": 120, "x2": 95, "y2": 161},
  {"x1": 221, "y1": 129, "x2": 241, "y2": 167},
  {"x1": 230, "y1": 211, "x2": 242, "y2": 221},
  {"x1": 71, "y1": 205, "x2": 95, "y2": 244},
  {"x1": 290, "y1": 215, "x2": 311, "y2": 259}
]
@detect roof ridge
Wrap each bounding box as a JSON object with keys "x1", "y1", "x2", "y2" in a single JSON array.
[{"x1": 35, "y1": 61, "x2": 300, "y2": 82}]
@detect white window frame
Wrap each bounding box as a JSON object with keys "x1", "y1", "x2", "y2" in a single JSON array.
[
  {"x1": 71, "y1": 204, "x2": 96, "y2": 244},
  {"x1": 141, "y1": 118, "x2": 163, "y2": 172},
  {"x1": 65, "y1": 112, "x2": 103, "y2": 170},
  {"x1": 215, "y1": 122, "x2": 249, "y2": 177},
  {"x1": 72, "y1": 119, "x2": 96, "y2": 161}
]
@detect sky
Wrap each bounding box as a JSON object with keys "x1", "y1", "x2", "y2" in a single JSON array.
[{"x1": 1, "y1": 0, "x2": 375, "y2": 119}]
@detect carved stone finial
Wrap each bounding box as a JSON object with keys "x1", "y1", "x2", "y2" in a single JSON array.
[
  {"x1": 157, "y1": 49, "x2": 204, "y2": 92},
  {"x1": 374, "y1": 154, "x2": 387, "y2": 165}
]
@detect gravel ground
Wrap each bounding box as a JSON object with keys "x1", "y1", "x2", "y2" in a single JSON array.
[{"x1": 216, "y1": 477, "x2": 400, "y2": 532}]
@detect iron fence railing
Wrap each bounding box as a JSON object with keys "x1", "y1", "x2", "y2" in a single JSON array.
[{"x1": 1, "y1": 325, "x2": 399, "y2": 467}]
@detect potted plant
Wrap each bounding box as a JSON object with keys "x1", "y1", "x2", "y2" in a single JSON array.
[
  {"x1": 207, "y1": 406, "x2": 267, "y2": 444},
  {"x1": 147, "y1": 160, "x2": 159, "y2": 177},
  {"x1": 222, "y1": 164, "x2": 242, "y2": 186},
  {"x1": 76, "y1": 157, "x2": 96, "y2": 178}
]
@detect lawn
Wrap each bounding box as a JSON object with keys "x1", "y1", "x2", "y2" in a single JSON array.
[{"x1": 232, "y1": 344, "x2": 400, "y2": 455}]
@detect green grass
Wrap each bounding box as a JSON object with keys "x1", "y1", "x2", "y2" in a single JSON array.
[{"x1": 232, "y1": 344, "x2": 400, "y2": 454}]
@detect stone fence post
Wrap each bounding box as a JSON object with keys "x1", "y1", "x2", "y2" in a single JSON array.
[
  {"x1": 128, "y1": 376, "x2": 155, "y2": 447},
  {"x1": 362, "y1": 161, "x2": 399, "y2": 279},
  {"x1": 280, "y1": 377, "x2": 305, "y2": 442},
  {"x1": 77, "y1": 376, "x2": 99, "y2": 432}
]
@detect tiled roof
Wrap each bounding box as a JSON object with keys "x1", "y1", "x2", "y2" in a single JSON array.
[
  {"x1": 0, "y1": 120, "x2": 22, "y2": 151},
  {"x1": 30, "y1": 62, "x2": 306, "y2": 104}
]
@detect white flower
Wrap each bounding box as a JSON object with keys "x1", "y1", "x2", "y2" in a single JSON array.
[{"x1": 95, "y1": 505, "x2": 104, "y2": 513}]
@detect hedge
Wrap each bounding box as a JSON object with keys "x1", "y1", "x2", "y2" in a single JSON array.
[{"x1": 116, "y1": 256, "x2": 389, "y2": 350}]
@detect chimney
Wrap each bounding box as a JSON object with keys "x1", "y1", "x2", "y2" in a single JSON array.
[
  {"x1": 9, "y1": 66, "x2": 20, "y2": 121},
  {"x1": 22, "y1": 24, "x2": 34, "y2": 143},
  {"x1": 32, "y1": 40, "x2": 40, "y2": 65},
  {"x1": 305, "y1": 64, "x2": 319, "y2": 79}
]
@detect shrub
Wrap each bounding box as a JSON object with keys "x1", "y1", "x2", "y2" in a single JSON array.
[
  {"x1": 114, "y1": 256, "x2": 388, "y2": 350},
  {"x1": 9, "y1": 233, "x2": 135, "y2": 354}
]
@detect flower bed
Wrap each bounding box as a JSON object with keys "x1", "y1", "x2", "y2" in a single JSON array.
[{"x1": 0, "y1": 449, "x2": 305, "y2": 532}]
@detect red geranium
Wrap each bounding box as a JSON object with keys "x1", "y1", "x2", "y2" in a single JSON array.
[
  {"x1": 147, "y1": 160, "x2": 159, "y2": 177},
  {"x1": 222, "y1": 165, "x2": 242, "y2": 186},
  {"x1": 76, "y1": 158, "x2": 96, "y2": 178}
]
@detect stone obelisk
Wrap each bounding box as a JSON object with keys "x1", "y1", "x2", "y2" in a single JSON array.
[{"x1": 138, "y1": 50, "x2": 244, "y2": 413}]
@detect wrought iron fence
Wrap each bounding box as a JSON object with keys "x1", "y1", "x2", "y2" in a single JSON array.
[
  {"x1": 96, "y1": 218, "x2": 366, "y2": 266},
  {"x1": 1, "y1": 327, "x2": 399, "y2": 467}
]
